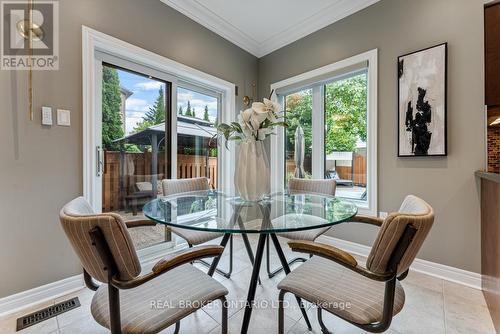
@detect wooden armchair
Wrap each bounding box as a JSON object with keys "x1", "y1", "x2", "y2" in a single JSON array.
[
  {"x1": 277, "y1": 195, "x2": 434, "y2": 333},
  {"x1": 60, "y1": 197, "x2": 228, "y2": 334}
]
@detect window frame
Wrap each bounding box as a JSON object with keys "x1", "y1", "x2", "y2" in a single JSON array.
[{"x1": 270, "y1": 49, "x2": 378, "y2": 216}]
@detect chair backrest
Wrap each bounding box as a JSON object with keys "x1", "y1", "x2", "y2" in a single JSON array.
[
  {"x1": 288, "y1": 178, "x2": 337, "y2": 197},
  {"x1": 59, "y1": 197, "x2": 141, "y2": 283},
  {"x1": 161, "y1": 177, "x2": 209, "y2": 197},
  {"x1": 366, "y1": 195, "x2": 434, "y2": 275}
]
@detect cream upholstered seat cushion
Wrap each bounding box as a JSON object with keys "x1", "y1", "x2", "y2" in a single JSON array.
[
  {"x1": 170, "y1": 226, "x2": 223, "y2": 246},
  {"x1": 277, "y1": 227, "x2": 330, "y2": 241},
  {"x1": 288, "y1": 178, "x2": 337, "y2": 197},
  {"x1": 278, "y1": 256, "x2": 405, "y2": 325},
  {"x1": 91, "y1": 264, "x2": 228, "y2": 334}
]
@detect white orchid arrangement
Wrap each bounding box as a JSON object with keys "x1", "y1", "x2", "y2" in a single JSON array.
[{"x1": 217, "y1": 93, "x2": 287, "y2": 147}]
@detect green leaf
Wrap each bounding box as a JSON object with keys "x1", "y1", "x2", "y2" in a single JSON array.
[{"x1": 231, "y1": 122, "x2": 243, "y2": 133}]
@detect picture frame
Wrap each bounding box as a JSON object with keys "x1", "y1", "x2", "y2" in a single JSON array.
[{"x1": 398, "y1": 43, "x2": 447, "y2": 157}]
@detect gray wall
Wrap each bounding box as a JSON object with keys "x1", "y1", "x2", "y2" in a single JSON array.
[
  {"x1": 259, "y1": 0, "x2": 484, "y2": 272},
  {"x1": 0, "y1": 0, "x2": 258, "y2": 298}
]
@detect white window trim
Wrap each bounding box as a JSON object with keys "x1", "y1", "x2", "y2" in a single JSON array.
[
  {"x1": 82, "y1": 26, "x2": 236, "y2": 211},
  {"x1": 270, "y1": 49, "x2": 378, "y2": 216}
]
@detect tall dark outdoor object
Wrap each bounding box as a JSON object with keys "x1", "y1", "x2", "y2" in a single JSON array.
[{"x1": 294, "y1": 125, "x2": 305, "y2": 178}]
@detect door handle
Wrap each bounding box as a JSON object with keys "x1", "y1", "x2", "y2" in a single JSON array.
[{"x1": 96, "y1": 146, "x2": 104, "y2": 177}]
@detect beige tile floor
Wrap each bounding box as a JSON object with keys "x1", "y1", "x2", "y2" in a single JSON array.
[{"x1": 0, "y1": 235, "x2": 495, "y2": 334}]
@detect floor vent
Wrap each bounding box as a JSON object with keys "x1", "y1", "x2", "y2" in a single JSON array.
[{"x1": 16, "y1": 297, "x2": 81, "y2": 331}]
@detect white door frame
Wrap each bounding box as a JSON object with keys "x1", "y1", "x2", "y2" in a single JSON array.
[
  {"x1": 82, "y1": 26, "x2": 236, "y2": 211},
  {"x1": 270, "y1": 49, "x2": 378, "y2": 216}
]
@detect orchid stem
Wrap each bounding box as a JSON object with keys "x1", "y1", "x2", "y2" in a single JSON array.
[{"x1": 268, "y1": 89, "x2": 274, "y2": 100}]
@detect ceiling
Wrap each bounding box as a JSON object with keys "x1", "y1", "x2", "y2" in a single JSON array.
[{"x1": 160, "y1": 0, "x2": 380, "y2": 58}]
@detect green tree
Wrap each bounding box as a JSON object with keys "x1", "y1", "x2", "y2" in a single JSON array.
[
  {"x1": 178, "y1": 106, "x2": 183, "y2": 115},
  {"x1": 325, "y1": 73, "x2": 367, "y2": 153},
  {"x1": 185, "y1": 101, "x2": 192, "y2": 117},
  {"x1": 284, "y1": 73, "x2": 367, "y2": 157},
  {"x1": 102, "y1": 67, "x2": 124, "y2": 151},
  {"x1": 192, "y1": 107, "x2": 196, "y2": 118},
  {"x1": 285, "y1": 90, "x2": 313, "y2": 158},
  {"x1": 134, "y1": 85, "x2": 165, "y2": 132},
  {"x1": 203, "y1": 105, "x2": 210, "y2": 121}
]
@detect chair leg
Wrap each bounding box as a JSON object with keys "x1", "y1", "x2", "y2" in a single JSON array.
[
  {"x1": 266, "y1": 235, "x2": 308, "y2": 278},
  {"x1": 83, "y1": 268, "x2": 99, "y2": 291},
  {"x1": 195, "y1": 235, "x2": 234, "y2": 278},
  {"x1": 221, "y1": 296, "x2": 228, "y2": 334},
  {"x1": 317, "y1": 308, "x2": 332, "y2": 334},
  {"x1": 164, "y1": 226, "x2": 172, "y2": 242},
  {"x1": 108, "y1": 284, "x2": 122, "y2": 334},
  {"x1": 173, "y1": 321, "x2": 180, "y2": 334},
  {"x1": 278, "y1": 290, "x2": 286, "y2": 334}
]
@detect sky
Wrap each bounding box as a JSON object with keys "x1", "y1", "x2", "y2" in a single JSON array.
[{"x1": 116, "y1": 68, "x2": 218, "y2": 135}]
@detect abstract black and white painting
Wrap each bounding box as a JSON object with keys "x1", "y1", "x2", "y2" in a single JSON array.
[{"x1": 398, "y1": 43, "x2": 447, "y2": 157}]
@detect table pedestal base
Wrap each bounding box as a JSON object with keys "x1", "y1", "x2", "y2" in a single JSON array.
[{"x1": 209, "y1": 232, "x2": 312, "y2": 334}]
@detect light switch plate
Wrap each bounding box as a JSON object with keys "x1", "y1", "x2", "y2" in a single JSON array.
[
  {"x1": 41, "y1": 106, "x2": 52, "y2": 126},
  {"x1": 57, "y1": 109, "x2": 71, "y2": 126}
]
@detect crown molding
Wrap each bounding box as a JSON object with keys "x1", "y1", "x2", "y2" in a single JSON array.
[
  {"x1": 259, "y1": 0, "x2": 380, "y2": 56},
  {"x1": 160, "y1": 0, "x2": 261, "y2": 56},
  {"x1": 160, "y1": 0, "x2": 380, "y2": 58}
]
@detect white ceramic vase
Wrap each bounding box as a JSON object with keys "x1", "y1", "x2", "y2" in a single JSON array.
[{"x1": 234, "y1": 140, "x2": 270, "y2": 201}]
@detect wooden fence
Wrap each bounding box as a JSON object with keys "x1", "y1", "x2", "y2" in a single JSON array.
[
  {"x1": 335, "y1": 153, "x2": 366, "y2": 186},
  {"x1": 102, "y1": 151, "x2": 217, "y2": 212},
  {"x1": 285, "y1": 153, "x2": 366, "y2": 186}
]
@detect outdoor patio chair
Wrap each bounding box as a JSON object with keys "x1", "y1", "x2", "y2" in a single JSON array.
[
  {"x1": 60, "y1": 197, "x2": 228, "y2": 334},
  {"x1": 162, "y1": 177, "x2": 236, "y2": 278},
  {"x1": 277, "y1": 195, "x2": 434, "y2": 334},
  {"x1": 266, "y1": 178, "x2": 337, "y2": 278},
  {"x1": 325, "y1": 169, "x2": 354, "y2": 187}
]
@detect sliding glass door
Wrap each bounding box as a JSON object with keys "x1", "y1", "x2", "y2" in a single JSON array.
[
  {"x1": 100, "y1": 62, "x2": 172, "y2": 250},
  {"x1": 93, "y1": 53, "x2": 223, "y2": 252}
]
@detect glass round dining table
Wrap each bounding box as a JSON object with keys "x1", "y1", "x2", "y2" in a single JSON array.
[{"x1": 143, "y1": 190, "x2": 358, "y2": 334}]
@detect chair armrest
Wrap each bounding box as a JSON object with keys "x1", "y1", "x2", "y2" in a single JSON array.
[
  {"x1": 152, "y1": 245, "x2": 224, "y2": 274},
  {"x1": 124, "y1": 219, "x2": 157, "y2": 228},
  {"x1": 350, "y1": 214, "x2": 384, "y2": 226},
  {"x1": 287, "y1": 240, "x2": 394, "y2": 282},
  {"x1": 288, "y1": 240, "x2": 358, "y2": 267},
  {"x1": 111, "y1": 245, "x2": 224, "y2": 289}
]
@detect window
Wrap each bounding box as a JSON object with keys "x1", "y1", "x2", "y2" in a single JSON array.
[
  {"x1": 271, "y1": 50, "x2": 377, "y2": 215},
  {"x1": 176, "y1": 86, "x2": 220, "y2": 188}
]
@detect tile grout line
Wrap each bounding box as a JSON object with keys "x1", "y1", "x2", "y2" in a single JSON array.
[{"x1": 442, "y1": 279, "x2": 448, "y2": 334}]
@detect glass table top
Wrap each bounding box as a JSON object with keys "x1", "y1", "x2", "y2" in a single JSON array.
[{"x1": 143, "y1": 190, "x2": 358, "y2": 234}]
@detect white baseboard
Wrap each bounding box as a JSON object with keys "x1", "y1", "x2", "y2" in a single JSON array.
[
  {"x1": 0, "y1": 274, "x2": 85, "y2": 317},
  {"x1": 322, "y1": 236, "x2": 482, "y2": 290}
]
